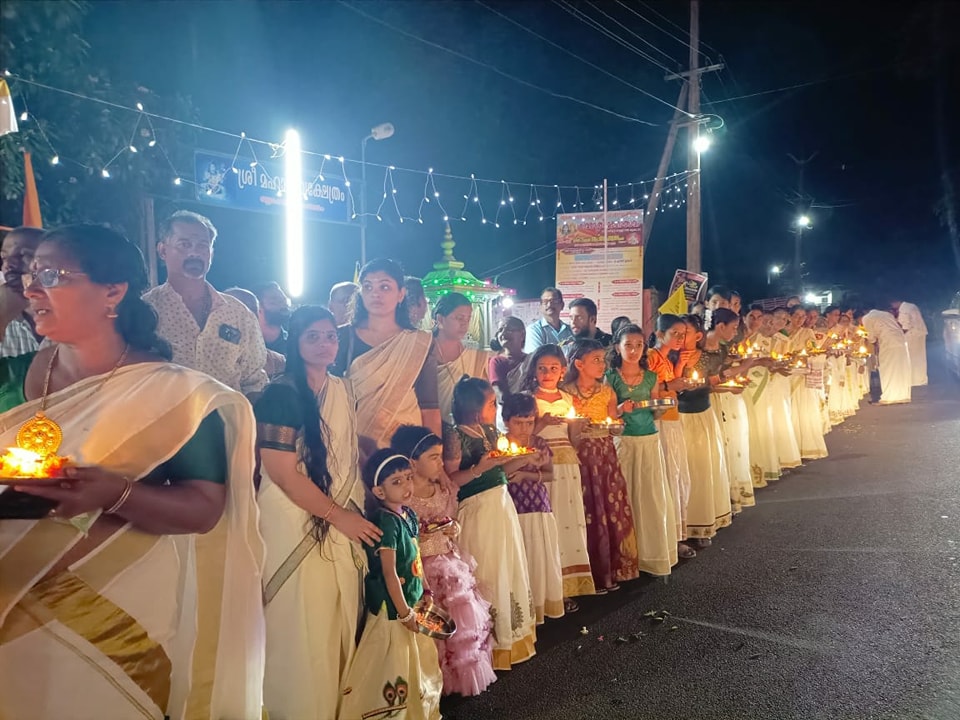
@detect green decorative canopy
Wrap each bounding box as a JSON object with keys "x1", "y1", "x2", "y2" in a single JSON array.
[{"x1": 421, "y1": 223, "x2": 505, "y2": 303}]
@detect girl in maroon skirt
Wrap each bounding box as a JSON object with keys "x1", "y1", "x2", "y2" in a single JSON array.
[{"x1": 561, "y1": 339, "x2": 639, "y2": 591}]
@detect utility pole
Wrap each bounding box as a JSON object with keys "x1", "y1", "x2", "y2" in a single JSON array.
[
  {"x1": 685, "y1": 0, "x2": 702, "y2": 273},
  {"x1": 652, "y1": 1, "x2": 722, "y2": 268},
  {"x1": 788, "y1": 151, "x2": 818, "y2": 294},
  {"x1": 643, "y1": 83, "x2": 688, "y2": 246}
]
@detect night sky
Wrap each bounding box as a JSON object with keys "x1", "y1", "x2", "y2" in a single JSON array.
[{"x1": 67, "y1": 1, "x2": 960, "y2": 310}]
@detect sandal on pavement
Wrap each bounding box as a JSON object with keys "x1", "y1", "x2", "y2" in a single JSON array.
[
  {"x1": 563, "y1": 598, "x2": 580, "y2": 613},
  {"x1": 678, "y1": 543, "x2": 697, "y2": 559}
]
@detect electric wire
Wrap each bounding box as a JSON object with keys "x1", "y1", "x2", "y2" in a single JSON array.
[
  {"x1": 636, "y1": 0, "x2": 721, "y2": 56},
  {"x1": 587, "y1": 2, "x2": 681, "y2": 68},
  {"x1": 475, "y1": 1, "x2": 676, "y2": 108},
  {"x1": 337, "y1": 1, "x2": 659, "y2": 125},
  {"x1": 552, "y1": 1, "x2": 693, "y2": 116},
  {"x1": 479, "y1": 240, "x2": 558, "y2": 277},
  {"x1": 555, "y1": 1, "x2": 674, "y2": 76}
]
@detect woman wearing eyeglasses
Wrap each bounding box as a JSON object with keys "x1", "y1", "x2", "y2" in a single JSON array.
[{"x1": 0, "y1": 225, "x2": 265, "y2": 719}]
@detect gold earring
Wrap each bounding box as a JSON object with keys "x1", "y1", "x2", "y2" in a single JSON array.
[{"x1": 106, "y1": 306, "x2": 119, "y2": 319}]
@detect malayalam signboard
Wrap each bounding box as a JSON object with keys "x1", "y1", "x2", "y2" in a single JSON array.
[
  {"x1": 193, "y1": 151, "x2": 352, "y2": 224},
  {"x1": 555, "y1": 211, "x2": 644, "y2": 329}
]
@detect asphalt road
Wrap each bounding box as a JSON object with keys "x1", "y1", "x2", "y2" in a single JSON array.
[{"x1": 442, "y1": 356, "x2": 960, "y2": 720}]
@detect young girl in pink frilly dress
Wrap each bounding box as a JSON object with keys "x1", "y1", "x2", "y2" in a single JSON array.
[{"x1": 391, "y1": 425, "x2": 497, "y2": 697}]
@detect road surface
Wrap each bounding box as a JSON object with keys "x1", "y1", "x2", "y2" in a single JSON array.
[{"x1": 443, "y1": 359, "x2": 960, "y2": 720}]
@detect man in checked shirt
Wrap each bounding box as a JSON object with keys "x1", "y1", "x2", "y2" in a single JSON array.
[
  {"x1": 0, "y1": 226, "x2": 43, "y2": 358},
  {"x1": 144, "y1": 210, "x2": 267, "y2": 395}
]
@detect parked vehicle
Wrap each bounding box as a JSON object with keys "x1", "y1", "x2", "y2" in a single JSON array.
[{"x1": 944, "y1": 291, "x2": 960, "y2": 379}]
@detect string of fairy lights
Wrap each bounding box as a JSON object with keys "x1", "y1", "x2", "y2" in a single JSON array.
[{"x1": 4, "y1": 71, "x2": 693, "y2": 227}]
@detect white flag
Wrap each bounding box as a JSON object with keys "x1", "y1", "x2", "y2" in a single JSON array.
[{"x1": 0, "y1": 79, "x2": 19, "y2": 137}]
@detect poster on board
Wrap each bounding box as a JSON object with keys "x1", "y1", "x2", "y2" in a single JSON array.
[
  {"x1": 667, "y1": 269, "x2": 709, "y2": 306},
  {"x1": 555, "y1": 211, "x2": 644, "y2": 329}
]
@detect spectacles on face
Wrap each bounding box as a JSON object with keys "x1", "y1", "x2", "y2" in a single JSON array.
[{"x1": 22, "y1": 268, "x2": 89, "y2": 289}]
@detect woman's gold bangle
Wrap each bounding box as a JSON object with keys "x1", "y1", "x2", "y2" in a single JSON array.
[{"x1": 105, "y1": 478, "x2": 134, "y2": 515}]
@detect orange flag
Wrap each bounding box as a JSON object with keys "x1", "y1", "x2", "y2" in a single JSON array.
[{"x1": 22, "y1": 151, "x2": 42, "y2": 228}]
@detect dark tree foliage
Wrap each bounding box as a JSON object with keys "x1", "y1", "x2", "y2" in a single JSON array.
[{"x1": 0, "y1": 0, "x2": 197, "y2": 236}]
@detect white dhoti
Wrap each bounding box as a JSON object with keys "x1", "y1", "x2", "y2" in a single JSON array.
[{"x1": 906, "y1": 332, "x2": 927, "y2": 386}]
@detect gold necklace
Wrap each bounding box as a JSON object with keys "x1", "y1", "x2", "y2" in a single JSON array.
[{"x1": 17, "y1": 345, "x2": 130, "y2": 456}]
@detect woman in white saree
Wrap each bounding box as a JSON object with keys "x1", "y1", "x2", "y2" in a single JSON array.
[
  {"x1": 432, "y1": 292, "x2": 491, "y2": 423},
  {"x1": 332, "y1": 259, "x2": 441, "y2": 463},
  {"x1": 255, "y1": 305, "x2": 382, "y2": 720},
  {"x1": 0, "y1": 225, "x2": 264, "y2": 720}
]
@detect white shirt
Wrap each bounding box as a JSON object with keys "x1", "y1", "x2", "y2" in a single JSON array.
[
  {"x1": 144, "y1": 282, "x2": 268, "y2": 393},
  {"x1": 897, "y1": 301, "x2": 927, "y2": 337}
]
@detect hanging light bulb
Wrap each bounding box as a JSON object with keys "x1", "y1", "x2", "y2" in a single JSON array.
[
  {"x1": 128, "y1": 145, "x2": 138, "y2": 153},
  {"x1": 50, "y1": 155, "x2": 60, "y2": 166},
  {"x1": 101, "y1": 168, "x2": 111, "y2": 178},
  {"x1": 173, "y1": 177, "x2": 182, "y2": 186}
]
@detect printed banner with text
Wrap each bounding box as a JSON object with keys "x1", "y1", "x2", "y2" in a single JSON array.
[{"x1": 555, "y1": 211, "x2": 644, "y2": 329}]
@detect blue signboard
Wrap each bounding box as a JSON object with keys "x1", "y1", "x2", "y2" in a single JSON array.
[{"x1": 193, "y1": 151, "x2": 352, "y2": 224}]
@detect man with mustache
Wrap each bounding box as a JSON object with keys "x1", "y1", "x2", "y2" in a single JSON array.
[
  {"x1": 253, "y1": 281, "x2": 291, "y2": 355},
  {"x1": 0, "y1": 226, "x2": 44, "y2": 357},
  {"x1": 144, "y1": 211, "x2": 267, "y2": 394}
]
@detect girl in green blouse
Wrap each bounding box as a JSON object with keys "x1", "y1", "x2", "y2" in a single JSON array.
[
  {"x1": 605, "y1": 323, "x2": 679, "y2": 577},
  {"x1": 442, "y1": 376, "x2": 538, "y2": 671},
  {"x1": 339, "y1": 450, "x2": 442, "y2": 720}
]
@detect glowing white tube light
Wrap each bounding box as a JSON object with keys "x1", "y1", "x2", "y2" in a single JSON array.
[{"x1": 284, "y1": 128, "x2": 304, "y2": 298}]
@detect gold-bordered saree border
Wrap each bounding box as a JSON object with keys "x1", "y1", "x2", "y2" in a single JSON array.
[
  {"x1": 347, "y1": 329, "x2": 432, "y2": 447},
  {"x1": 0, "y1": 363, "x2": 254, "y2": 719}
]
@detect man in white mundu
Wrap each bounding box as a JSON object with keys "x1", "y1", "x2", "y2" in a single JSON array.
[
  {"x1": 862, "y1": 308, "x2": 912, "y2": 405},
  {"x1": 891, "y1": 299, "x2": 928, "y2": 386}
]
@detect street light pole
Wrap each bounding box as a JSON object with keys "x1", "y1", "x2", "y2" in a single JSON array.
[
  {"x1": 360, "y1": 135, "x2": 371, "y2": 267},
  {"x1": 788, "y1": 151, "x2": 818, "y2": 294},
  {"x1": 359, "y1": 122, "x2": 395, "y2": 267}
]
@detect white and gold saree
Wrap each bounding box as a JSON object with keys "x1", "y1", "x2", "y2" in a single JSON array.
[
  {"x1": 437, "y1": 347, "x2": 491, "y2": 422},
  {"x1": 0, "y1": 362, "x2": 265, "y2": 720},
  {"x1": 345, "y1": 330, "x2": 433, "y2": 455}
]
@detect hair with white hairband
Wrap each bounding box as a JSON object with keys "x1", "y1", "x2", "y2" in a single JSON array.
[
  {"x1": 374, "y1": 454, "x2": 408, "y2": 486},
  {"x1": 409, "y1": 433, "x2": 440, "y2": 459}
]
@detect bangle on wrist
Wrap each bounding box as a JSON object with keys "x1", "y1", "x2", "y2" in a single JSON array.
[
  {"x1": 396, "y1": 606, "x2": 415, "y2": 623},
  {"x1": 322, "y1": 501, "x2": 338, "y2": 521},
  {"x1": 105, "y1": 478, "x2": 134, "y2": 515},
  {"x1": 471, "y1": 464, "x2": 482, "y2": 478}
]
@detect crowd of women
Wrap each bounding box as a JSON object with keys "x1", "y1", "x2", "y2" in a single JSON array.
[{"x1": 0, "y1": 227, "x2": 878, "y2": 720}]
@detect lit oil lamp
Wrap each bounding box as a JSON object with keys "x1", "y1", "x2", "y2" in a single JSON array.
[
  {"x1": 492, "y1": 435, "x2": 533, "y2": 458},
  {"x1": 1, "y1": 412, "x2": 70, "y2": 481},
  {"x1": 563, "y1": 405, "x2": 587, "y2": 421},
  {"x1": 689, "y1": 370, "x2": 706, "y2": 387},
  {"x1": 0, "y1": 447, "x2": 68, "y2": 480}
]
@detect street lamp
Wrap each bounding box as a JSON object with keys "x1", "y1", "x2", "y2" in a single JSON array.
[
  {"x1": 360, "y1": 122, "x2": 395, "y2": 266},
  {"x1": 693, "y1": 134, "x2": 712, "y2": 154},
  {"x1": 767, "y1": 264, "x2": 782, "y2": 286}
]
